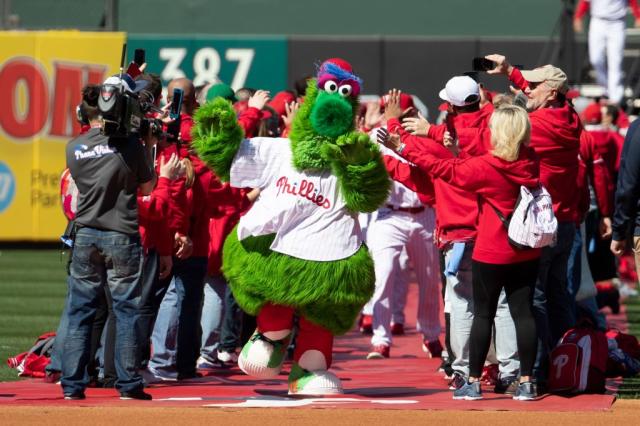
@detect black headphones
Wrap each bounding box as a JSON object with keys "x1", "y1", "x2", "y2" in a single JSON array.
[{"x1": 76, "y1": 102, "x2": 89, "y2": 125}]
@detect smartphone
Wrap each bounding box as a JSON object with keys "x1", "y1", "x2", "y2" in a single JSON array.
[
  {"x1": 169, "y1": 88, "x2": 183, "y2": 120},
  {"x1": 134, "y1": 49, "x2": 146, "y2": 66},
  {"x1": 472, "y1": 57, "x2": 496, "y2": 72},
  {"x1": 445, "y1": 113, "x2": 457, "y2": 141}
]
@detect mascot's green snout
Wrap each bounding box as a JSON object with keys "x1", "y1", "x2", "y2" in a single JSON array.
[{"x1": 310, "y1": 90, "x2": 355, "y2": 138}]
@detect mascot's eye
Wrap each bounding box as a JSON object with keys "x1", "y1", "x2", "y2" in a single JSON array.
[
  {"x1": 323, "y1": 80, "x2": 338, "y2": 93},
  {"x1": 338, "y1": 84, "x2": 353, "y2": 97}
]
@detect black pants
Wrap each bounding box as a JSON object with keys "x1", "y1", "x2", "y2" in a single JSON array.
[{"x1": 469, "y1": 259, "x2": 539, "y2": 378}]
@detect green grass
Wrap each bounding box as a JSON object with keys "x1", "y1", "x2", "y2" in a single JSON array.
[
  {"x1": 619, "y1": 294, "x2": 640, "y2": 399},
  {"x1": 0, "y1": 250, "x2": 68, "y2": 382}
]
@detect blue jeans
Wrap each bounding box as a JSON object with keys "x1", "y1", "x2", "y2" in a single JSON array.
[
  {"x1": 149, "y1": 256, "x2": 207, "y2": 375},
  {"x1": 533, "y1": 221, "x2": 577, "y2": 383},
  {"x1": 200, "y1": 275, "x2": 227, "y2": 360},
  {"x1": 149, "y1": 280, "x2": 179, "y2": 374},
  {"x1": 60, "y1": 227, "x2": 144, "y2": 395}
]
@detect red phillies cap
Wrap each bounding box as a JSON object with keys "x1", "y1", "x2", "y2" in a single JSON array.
[
  {"x1": 380, "y1": 93, "x2": 415, "y2": 111},
  {"x1": 582, "y1": 102, "x2": 602, "y2": 124},
  {"x1": 268, "y1": 91, "x2": 296, "y2": 117}
]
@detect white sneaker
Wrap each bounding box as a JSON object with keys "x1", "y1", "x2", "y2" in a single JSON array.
[
  {"x1": 216, "y1": 350, "x2": 239, "y2": 364},
  {"x1": 288, "y1": 364, "x2": 343, "y2": 396},
  {"x1": 196, "y1": 356, "x2": 226, "y2": 371},
  {"x1": 238, "y1": 332, "x2": 289, "y2": 379}
]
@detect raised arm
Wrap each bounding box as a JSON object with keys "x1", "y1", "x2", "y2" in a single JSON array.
[{"x1": 192, "y1": 97, "x2": 245, "y2": 182}]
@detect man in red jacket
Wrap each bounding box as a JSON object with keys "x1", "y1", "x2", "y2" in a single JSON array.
[{"x1": 486, "y1": 54, "x2": 582, "y2": 390}]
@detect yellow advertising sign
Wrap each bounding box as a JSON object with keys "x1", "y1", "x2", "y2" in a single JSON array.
[{"x1": 0, "y1": 31, "x2": 125, "y2": 241}]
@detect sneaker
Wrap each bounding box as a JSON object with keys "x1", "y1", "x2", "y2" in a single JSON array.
[
  {"x1": 44, "y1": 371, "x2": 61, "y2": 384},
  {"x1": 513, "y1": 381, "x2": 537, "y2": 401},
  {"x1": 439, "y1": 357, "x2": 454, "y2": 378},
  {"x1": 196, "y1": 355, "x2": 227, "y2": 371},
  {"x1": 366, "y1": 344, "x2": 390, "y2": 359},
  {"x1": 217, "y1": 349, "x2": 239, "y2": 364},
  {"x1": 448, "y1": 373, "x2": 466, "y2": 390},
  {"x1": 288, "y1": 363, "x2": 343, "y2": 396},
  {"x1": 494, "y1": 377, "x2": 519, "y2": 395},
  {"x1": 63, "y1": 391, "x2": 86, "y2": 400},
  {"x1": 120, "y1": 389, "x2": 153, "y2": 400},
  {"x1": 238, "y1": 331, "x2": 290, "y2": 379},
  {"x1": 390, "y1": 322, "x2": 405, "y2": 335},
  {"x1": 422, "y1": 339, "x2": 443, "y2": 358},
  {"x1": 452, "y1": 380, "x2": 483, "y2": 400},
  {"x1": 141, "y1": 367, "x2": 177, "y2": 384},
  {"x1": 359, "y1": 314, "x2": 373, "y2": 335},
  {"x1": 177, "y1": 371, "x2": 202, "y2": 381}
]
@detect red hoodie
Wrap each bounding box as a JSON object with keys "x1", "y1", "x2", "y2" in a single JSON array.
[
  {"x1": 388, "y1": 117, "x2": 490, "y2": 247},
  {"x1": 427, "y1": 102, "x2": 494, "y2": 142},
  {"x1": 578, "y1": 129, "x2": 615, "y2": 217},
  {"x1": 402, "y1": 144, "x2": 542, "y2": 264},
  {"x1": 509, "y1": 68, "x2": 582, "y2": 223},
  {"x1": 138, "y1": 177, "x2": 173, "y2": 256},
  {"x1": 382, "y1": 156, "x2": 435, "y2": 206},
  {"x1": 206, "y1": 183, "x2": 252, "y2": 275}
]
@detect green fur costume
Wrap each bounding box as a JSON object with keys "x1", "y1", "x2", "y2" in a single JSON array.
[{"x1": 193, "y1": 77, "x2": 390, "y2": 335}]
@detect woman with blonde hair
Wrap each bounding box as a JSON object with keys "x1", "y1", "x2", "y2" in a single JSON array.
[{"x1": 382, "y1": 103, "x2": 541, "y2": 401}]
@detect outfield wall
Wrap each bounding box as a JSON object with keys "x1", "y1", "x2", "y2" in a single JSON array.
[{"x1": 2, "y1": 30, "x2": 639, "y2": 241}]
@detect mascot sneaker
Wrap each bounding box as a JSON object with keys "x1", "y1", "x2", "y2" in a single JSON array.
[
  {"x1": 238, "y1": 332, "x2": 290, "y2": 379},
  {"x1": 288, "y1": 364, "x2": 343, "y2": 396}
]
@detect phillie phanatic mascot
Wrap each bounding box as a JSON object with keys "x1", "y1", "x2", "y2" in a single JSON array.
[{"x1": 192, "y1": 58, "x2": 390, "y2": 395}]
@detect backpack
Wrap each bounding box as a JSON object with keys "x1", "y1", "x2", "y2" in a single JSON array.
[
  {"x1": 6, "y1": 332, "x2": 56, "y2": 378},
  {"x1": 548, "y1": 325, "x2": 608, "y2": 394},
  {"x1": 489, "y1": 185, "x2": 558, "y2": 249}
]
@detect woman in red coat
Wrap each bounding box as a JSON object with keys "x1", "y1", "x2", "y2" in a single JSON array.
[{"x1": 382, "y1": 97, "x2": 540, "y2": 401}]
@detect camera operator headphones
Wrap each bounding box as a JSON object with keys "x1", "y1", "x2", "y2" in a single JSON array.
[{"x1": 76, "y1": 102, "x2": 89, "y2": 125}]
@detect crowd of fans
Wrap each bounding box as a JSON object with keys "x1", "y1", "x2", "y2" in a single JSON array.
[{"x1": 48, "y1": 50, "x2": 638, "y2": 402}]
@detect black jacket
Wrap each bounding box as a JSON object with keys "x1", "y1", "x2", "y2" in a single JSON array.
[{"x1": 612, "y1": 119, "x2": 640, "y2": 241}]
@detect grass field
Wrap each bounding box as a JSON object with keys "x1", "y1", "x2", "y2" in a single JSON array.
[{"x1": 0, "y1": 249, "x2": 68, "y2": 382}]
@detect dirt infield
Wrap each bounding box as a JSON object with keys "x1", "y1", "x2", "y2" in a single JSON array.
[{"x1": 0, "y1": 400, "x2": 638, "y2": 426}]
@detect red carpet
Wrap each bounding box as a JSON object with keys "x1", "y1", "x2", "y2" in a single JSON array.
[{"x1": 0, "y1": 284, "x2": 619, "y2": 411}]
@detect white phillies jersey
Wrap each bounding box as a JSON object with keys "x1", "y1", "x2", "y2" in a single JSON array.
[
  {"x1": 370, "y1": 128, "x2": 423, "y2": 209},
  {"x1": 587, "y1": 0, "x2": 632, "y2": 20},
  {"x1": 230, "y1": 137, "x2": 362, "y2": 262}
]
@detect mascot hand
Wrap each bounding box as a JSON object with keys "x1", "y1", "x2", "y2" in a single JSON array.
[{"x1": 321, "y1": 132, "x2": 375, "y2": 166}]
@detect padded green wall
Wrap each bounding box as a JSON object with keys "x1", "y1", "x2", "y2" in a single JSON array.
[{"x1": 13, "y1": 0, "x2": 566, "y2": 37}]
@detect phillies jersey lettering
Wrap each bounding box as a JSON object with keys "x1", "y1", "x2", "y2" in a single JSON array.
[
  {"x1": 276, "y1": 176, "x2": 332, "y2": 209},
  {"x1": 230, "y1": 137, "x2": 361, "y2": 261}
]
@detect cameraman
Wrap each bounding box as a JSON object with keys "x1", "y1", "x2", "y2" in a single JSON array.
[{"x1": 61, "y1": 76, "x2": 155, "y2": 401}]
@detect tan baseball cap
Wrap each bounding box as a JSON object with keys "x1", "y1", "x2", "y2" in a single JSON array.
[{"x1": 521, "y1": 65, "x2": 569, "y2": 94}]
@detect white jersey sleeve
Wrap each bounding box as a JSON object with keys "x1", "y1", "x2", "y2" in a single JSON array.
[{"x1": 230, "y1": 137, "x2": 290, "y2": 189}]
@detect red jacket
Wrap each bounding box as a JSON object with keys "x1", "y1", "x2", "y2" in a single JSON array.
[
  {"x1": 237, "y1": 107, "x2": 262, "y2": 138},
  {"x1": 382, "y1": 156, "x2": 435, "y2": 206},
  {"x1": 138, "y1": 177, "x2": 173, "y2": 256},
  {"x1": 528, "y1": 105, "x2": 582, "y2": 223},
  {"x1": 578, "y1": 128, "x2": 616, "y2": 217},
  {"x1": 427, "y1": 102, "x2": 494, "y2": 142},
  {"x1": 206, "y1": 184, "x2": 252, "y2": 275},
  {"x1": 509, "y1": 68, "x2": 582, "y2": 222},
  {"x1": 388, "y1": 117, "x2": 489, "y2": 247},
  {"x1": 402, "y1": 143, "x2": 542, "y2": 264}
]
